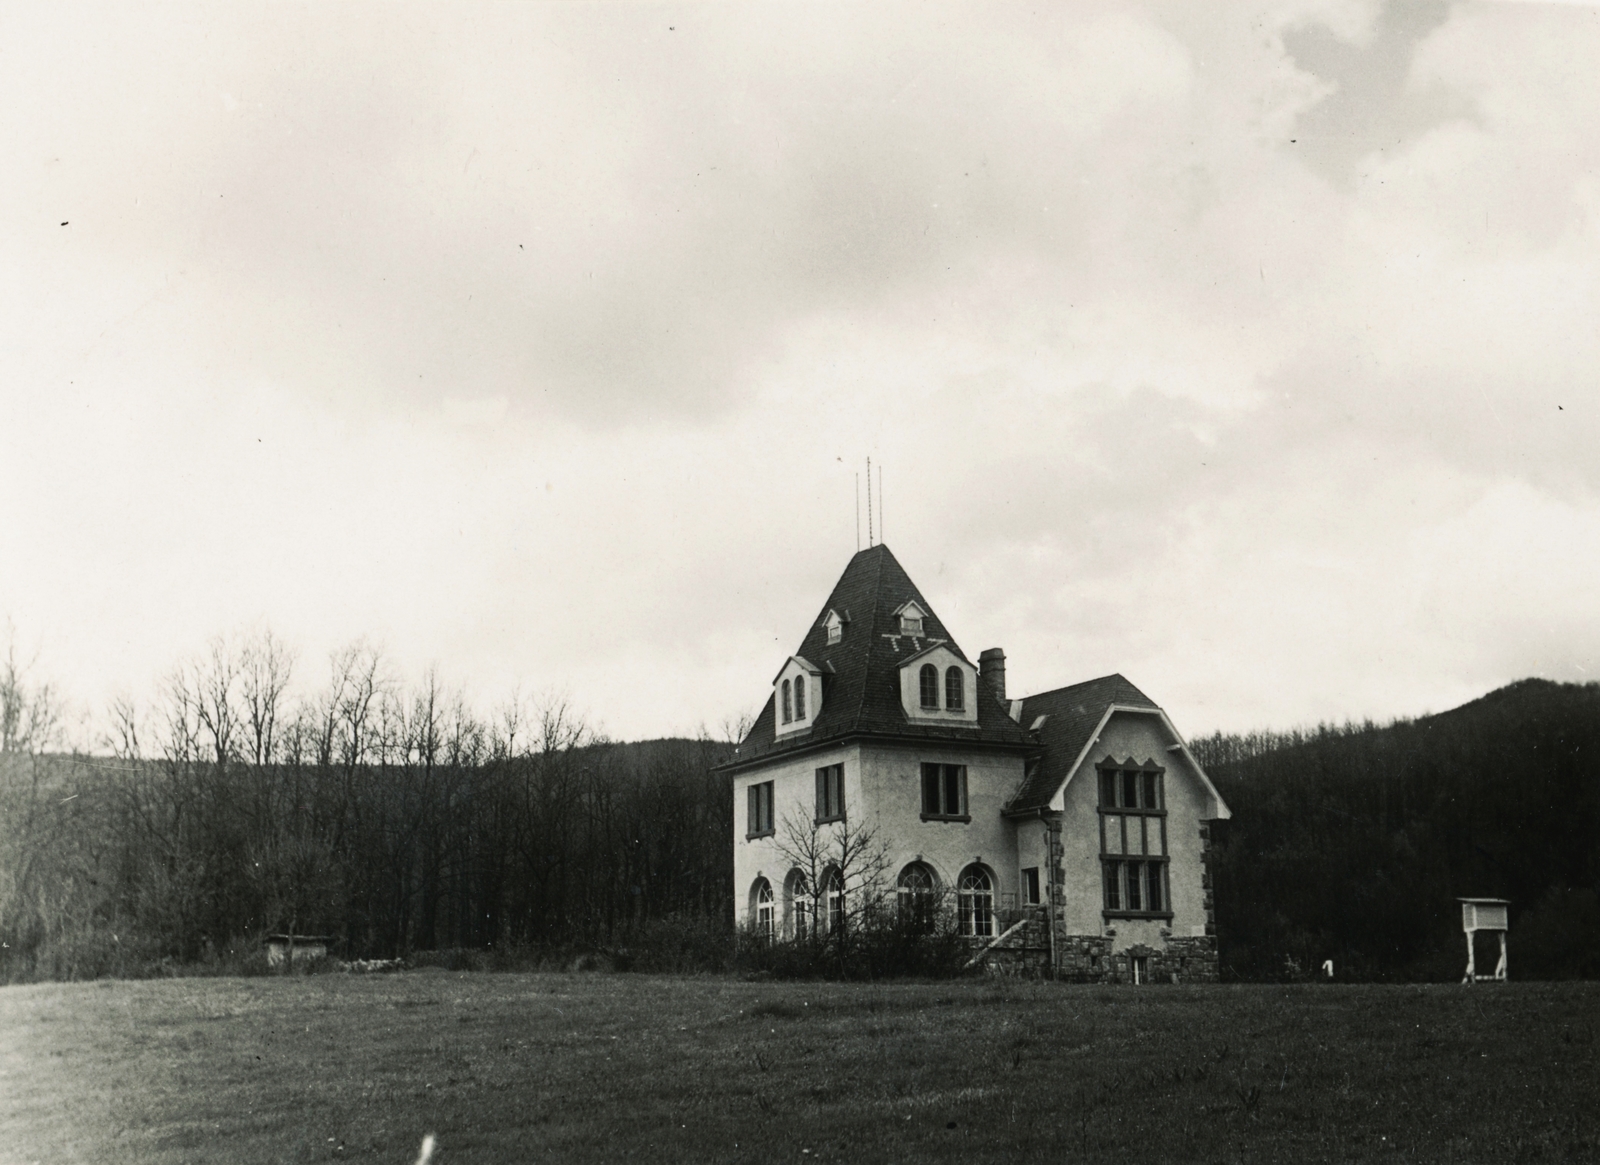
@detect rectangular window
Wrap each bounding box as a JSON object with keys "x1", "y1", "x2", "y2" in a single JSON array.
[
  {"x1": 919, "y1": 763, "x2": 969, "y2": 819},
  {"x1": 815, "y1": 764, "x2": 845, "y2": 823},
  {"x1": 1022, "y1": 867, "x2": 1041, "y2": 906},
  {"x1": 746, "y1": 781, "x2": 774, "y2": 838},
  {"x1": 1098, "y1": 764, "x2": 1169, "y2": 919}
]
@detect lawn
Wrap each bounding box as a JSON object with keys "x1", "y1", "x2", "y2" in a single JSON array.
[{"x1": 2, "y1": 972, "x2": 1596, "y2": 1164}]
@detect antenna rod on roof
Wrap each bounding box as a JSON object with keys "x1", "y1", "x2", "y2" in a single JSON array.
[
  {"x1": 866, "y1": 457, "x2": 874, "y2": 546},
  {"x1": 879, "y1": 462, "x2": 884, "y2": 546},
  {"x1": 855, "y1": 472, "x2": 860, "y2": 551}
]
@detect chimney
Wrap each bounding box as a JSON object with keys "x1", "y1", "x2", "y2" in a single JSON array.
[{"x1": 978, "y1": 647, "x2": 1007, "y2": 703}]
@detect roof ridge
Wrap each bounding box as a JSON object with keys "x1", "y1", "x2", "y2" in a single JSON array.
[
  {"x1": 1020, "y1": 672, "x2": 1153, "y2": 705},
  {"x1": 844, "y1": 545, "x2": 888, "y2": 732}
]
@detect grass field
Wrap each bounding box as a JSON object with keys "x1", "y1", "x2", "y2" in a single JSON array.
[{"x1": 2, "y1": 972, "x2": 1596, "y2": 1164}]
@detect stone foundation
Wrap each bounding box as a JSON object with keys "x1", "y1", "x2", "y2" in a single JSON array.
[
  {"x1": 1053, "y1": 933, "x2": 1113, "y2": 981},
  {"x1": 969, "y1": 811, "x2": 1225, "y2": 983},
  {"x1": 974, "y1": 905, "x2": 1052, "y2": 977}
]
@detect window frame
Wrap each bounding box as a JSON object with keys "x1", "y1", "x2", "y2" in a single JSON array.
[
  {"x1": 780, "y1": 679, "x2": 792, "y2": 724},
  {"x1": 944, "y1": 666, "x2": 964, "y2": 711},
  {"x1": 814, "y1": 763, "x2": 845, "y2": 824},
  {"x1": 1097, "y1": 760, "x2": 1171, "y2": 921},
  {"x1": 919, "y1": 762, "x2": 970, "y2": 822},
  {"x1": 1022, "y1": 866, "x2": 1041, "y2": 906},
  {"x1": 793, "y1": 673, "x2": 806, "y2": 720},
  {"x1": 896, "y1": 862, "x2": 939, "y2": 932},
  {"x1": 745, "y1": 780, "x2": 775, "y2": 840},
  {"x1": 787, "y1": 871, "x2": 811, "y2": 940},
  {"x1": 957, "y1": 865, "x2": 996, "y2": 938},
  {"x1": 901, "y1": 614, "x2": 924, "y2": 636},
  {"x1": 824, "y1": 868, "x2": 845, "y2": 934},
  {"x1": 753, "y1": 878, "x2": 774, "y2": 940},
  {"x1": 918, "y1": 663, "x2": 939, "y2": 709}
]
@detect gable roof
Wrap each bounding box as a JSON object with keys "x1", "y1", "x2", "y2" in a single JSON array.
[
  {"x1": 723, "y1": 544, "x2": 1033, "y2": 770},
  {"x1": 1007, "y1": 674, "x2": 1230, "y2": 819},
  {"x1": 1005, "y1": 674, "x2": 1160, "y2": 812}
]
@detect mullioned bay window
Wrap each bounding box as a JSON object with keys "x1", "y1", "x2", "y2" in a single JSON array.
[{"x1": 1098, "y1": 760, "x2": 1170, "y2": 918}]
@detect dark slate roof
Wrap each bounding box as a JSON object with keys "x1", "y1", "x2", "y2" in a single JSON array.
[
  {"x1": 1005, "y1": 674, "x2": 1160, "y2": 813},
  {"x1": 724, "y1": 544, "x2": 1034, "y2": 768}
]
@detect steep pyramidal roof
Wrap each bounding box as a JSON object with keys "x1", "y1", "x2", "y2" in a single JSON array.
[{"x1": 726, "y1": 544, "x2": 1033, "y2": 767}]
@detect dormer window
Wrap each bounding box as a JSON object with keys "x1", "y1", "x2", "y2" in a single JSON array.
[
  {"x1": 823, "y1": 609, "x2": 845, "y2": 646},
  {"x1": 774, "y1": 656, "x2": 823, "y2": 737},
  {"x1": 899, "y1": 644, "x2": 978, "y2": 725},
  {"x1": 894, "y1": 600, "x2": 928, "y2": 637}
]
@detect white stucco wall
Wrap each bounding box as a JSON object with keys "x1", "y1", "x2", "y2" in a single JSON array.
[
  {"x1": 1053, "y1": 710, "x2": 1213, "y2": 952},
  {"x1": 857, "y1": 742, "x2": 1024, "y2": 898},
  {"x1": 732, "y1": 743, "x2": 857, "y2": 929},
  {"x1": 731, "y1": 740, "x2": 1028, "y2": 928}
]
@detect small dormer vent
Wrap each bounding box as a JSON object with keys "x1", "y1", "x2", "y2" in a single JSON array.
[{"x1": 893, "y1": 600, "x2": 928, "y2": 637}]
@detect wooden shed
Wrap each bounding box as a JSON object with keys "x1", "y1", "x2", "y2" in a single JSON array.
[{"x1": 265, "y1": 934, "x2": 333, "y2": 968}]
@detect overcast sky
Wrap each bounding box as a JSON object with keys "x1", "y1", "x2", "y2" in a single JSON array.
[{"x1": 4, "y1": 0, "x2": 1598, "y2": 747}]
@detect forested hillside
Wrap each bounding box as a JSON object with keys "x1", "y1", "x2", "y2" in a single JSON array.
[
  {"x1": 1194, "y1": 679, "x2": 1600, "y2": 981},
  {"x1": 0, "y1": 728, "x2": 733, "y2": 982},
  {"x1": 4, "y1": 638, "x2": 1597, "y2": 982}
]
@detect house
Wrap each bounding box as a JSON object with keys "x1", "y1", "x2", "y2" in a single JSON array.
[{"x1": 721, "y1": 543, "x2": 1230, "y2": 982}]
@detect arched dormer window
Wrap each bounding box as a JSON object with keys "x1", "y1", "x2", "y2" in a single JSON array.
[
  {"x1": 919, "y1": 664, "x2": 939, "y2": 709},
  {"x1": 945, "y1": 666, "x2": 964, "y2": 711},
  {"x1": 794, "y1": 674, "x2": 806, "y2": 720},
  {"x1": 781, "y1": 679, "x2": 792, "y2": 724}
]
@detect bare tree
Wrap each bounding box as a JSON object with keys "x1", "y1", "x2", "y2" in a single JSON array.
[
  {"x1": 773, "y1": 805, "x2": 893, "y2": 947},
  {"x1": 240, "y1": 629, "x2": 295, "y2": 767},
  {"x1": 0, "y1": 623, "x2": 60, "y2": 755},
  {"x1": 105, "y1": 693, "x2": 143, "y2": 761}
]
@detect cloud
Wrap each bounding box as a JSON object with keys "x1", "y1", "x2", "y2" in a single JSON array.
[{"x1": 2, "y1": 2, "x2": 1599, "y2": 742}]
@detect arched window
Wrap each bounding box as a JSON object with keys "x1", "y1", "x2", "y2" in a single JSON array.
[
  {"x1": 794, "y1": 675, "x2": 806, "y2": 720},
  {"x1": 752, "y1": 878, "x2": 774, "y2": 939},
  {"x1": 945, "y1": 666, "x2": 964, "y2": 711},
  {"x1": 919, "y1": 664, "x2": 939, "y2": 709},
  {"x1": 897, "y1": 862, "x2": 939, "y2": 932},
  {"x1": 786, "y1": 871, "x2": 811, "y2": 941},
  {"x1": 824, "y1": 868, "x2": 845, "y2": 934},
  {"x1": 781, "y1": 679, "x2": 792, "y2": 723},
  {"x1": 958, "y1": 866, "x2": 995, "y2": 937}
]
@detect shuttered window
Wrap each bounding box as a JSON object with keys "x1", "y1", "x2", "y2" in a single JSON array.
[
  {"x1": 815, "y1": 764, "x2": 845, "y2": 822},
  {"x1": 920, "y1": 763, "x2": 969, "y2": 820},
  {"x1": 745, "y1": 780, "x2": 774, "y2": 838}
]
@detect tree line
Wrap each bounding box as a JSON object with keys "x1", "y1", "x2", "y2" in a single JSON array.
[
  {"x1": 0, "y1": 630, "x2": 737, "y2": 982},
  {"x1": 5, "y1": 624, "x2": 1597, "y2": 982},
  {"x1": 1193, "y1": 678, "x2": 1600, "y2": 981}
]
